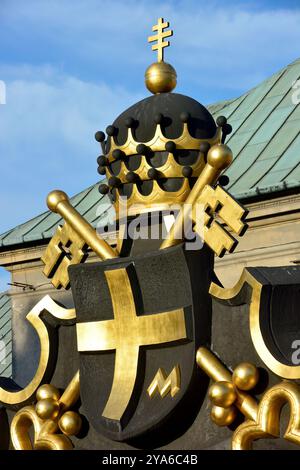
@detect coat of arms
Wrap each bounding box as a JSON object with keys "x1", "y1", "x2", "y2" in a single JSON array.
[{"x1": 1, "y1": 18, "x2": 300, "y2": 452}]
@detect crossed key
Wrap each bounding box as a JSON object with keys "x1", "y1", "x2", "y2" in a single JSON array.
[
  {"x1": 160, "y1": 143, "x2": 248, "y2": 255},
  {"x1": 42, "y1": 144, "x2": 248, "y2": 288}
]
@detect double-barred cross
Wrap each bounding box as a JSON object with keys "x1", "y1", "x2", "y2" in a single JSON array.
[{"x1": 148, "y1": 17, "x2": 173, "y2": 62}]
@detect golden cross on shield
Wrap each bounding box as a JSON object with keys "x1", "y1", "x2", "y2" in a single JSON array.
[{"x1": 76, "y1": 267, "x2": 187, "y2": 422}]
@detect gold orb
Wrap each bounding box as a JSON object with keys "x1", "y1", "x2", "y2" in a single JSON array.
[
  {"x1": 232, "y1": 362, "x2": 259, "y2": 391},
  {"x1": 145, "y1": 62, "x2": 177, "y2": 94},
  {"x1": 36, "y1": 384, "x2": 60, "y2": 402},
  {"x1": 35, "y1": 398, "x2": 60, "y2": 420},
  {"x1": 208, "y1": 381, "x2": 236, "y2": 408},
  {"x1": 47, "y1": 190, "x2": 69, "y2": 213},
  {"x1": 207, "y1": 144, "x2": 233, "y2": 171},
  {"x1": 58, "y1": 411, "x2": 82, "y2": 436},
  {"x1": 211, "y1": 405, "x2": 237, "y2": 427}
]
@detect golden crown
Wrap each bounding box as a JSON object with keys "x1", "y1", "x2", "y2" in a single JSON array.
[
  {"x1": 101, "y1": 123, "x2": 222, "y2": 182},
  {"x1": 94, "y1": 18, "x2": 231, "y2": 217}
]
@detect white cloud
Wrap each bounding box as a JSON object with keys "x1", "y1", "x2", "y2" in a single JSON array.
[
  {"x1": 2, "y1": 0, "x2": 300, "y2": 94},
  {"x1": 0, "y1": 65, "x2": 142, "y2": 233}
]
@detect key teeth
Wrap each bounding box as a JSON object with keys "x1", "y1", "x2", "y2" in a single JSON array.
[{"x1": 192, "y1": 184, "x2": 247, "y2": 257}]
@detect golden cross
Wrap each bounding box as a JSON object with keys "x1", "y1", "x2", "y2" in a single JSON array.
[
  {"x1": 76, "y1": 267, "x2": 186, "y2": 423},
  {"x1": 148, "y1": 17, "x2": 173, "y2": 62}
]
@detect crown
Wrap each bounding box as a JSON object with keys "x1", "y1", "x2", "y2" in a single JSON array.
[
  {"x1": 94, "y1": 18, "x2": 232, "y2": 218},
  {"x1": 100, "y1": 121, "x2": 222, "y2": 181}
]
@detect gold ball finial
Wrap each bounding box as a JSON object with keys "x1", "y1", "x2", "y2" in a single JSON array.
[
  {"x1": 35, "y1": 398, "x2": 60, "y2": 420},
  {"x1": 146, "y1": 18, "x2": 176, "y2": 94},
  {"x1": 145, "y1": 62, "x2": 177, "y2": 94},
  {"x1": 58, "y1": 411, "x2": 82, "y2": 436},
  {"x1": 232, "y1": 363, "x2": 259, "y2": 391},
  {"x1": 207, "y1": 144, "x2": 233, "y2": 171},
  {"x1": 211, "y1": 404, "x2": 237, "y2": 426},
  {"x1": 47, "y1": 190, "x2": 69, "y2": 213},
  {"x1": 36, "y1": 384, "x2": 60, "y2": 402},
  {"x1": 208, "y1": 381, "x2": 237, "y2": 408}
]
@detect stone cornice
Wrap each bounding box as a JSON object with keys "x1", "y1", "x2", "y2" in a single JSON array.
[{"x1": 0, "y1": 194, "x2": 299, "y2": 268}]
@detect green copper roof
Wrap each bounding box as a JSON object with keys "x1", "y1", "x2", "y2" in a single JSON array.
[
  {"x1": 215, "y1": 58, "x2": 300, "y2": 198},
  {"x1": 0, "y1": 293, "x2": 12, "y2": 378},
  {"x1": 0, "y1": 183, "x2": 113, "y2": 248},
  {"x1": 1, "y1": 58, "x2": 300, "y2": 249}
]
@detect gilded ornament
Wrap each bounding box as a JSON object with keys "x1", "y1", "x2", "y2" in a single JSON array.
[
  {"x1": 232, "y1": 363, "x2": 259, "y2": 391},
  {"x1": 208, "y1": 381, "x2": 236, "y2": 408},
  {"x1": 46, "y1": 190, "x2": 118, "y2": 261},
  {"x1": 196, "y1": 347, "x2": 300, "y2": 450},
  {"x1": 146, "y1": 17, "x2": 176, "y2": 93},
  {"x1": 41, "y1": 223, "x2": 87, "y2": 289},
  {"x1": 206, "y1": 143, "x2": 233, "y2": 170},
  {"x1": 145, "y1": 61, "x2": 177, "y2": 94},
  {"x1": 192, "y1": 184, "x2": 248, "y2": 257},
  {"x1": 210, "y1": 270, "x2": 300, "y2": 379},
  {"x1": 196, "y1": 347, "x2": 258, "y2": 421},
  {"x1": 147, "y1": 365, "x2": 181, "y2": 399},
  {"x1": 11, "y1": 371, "x2": 80, "y2": 450},
  {"x1": 211, "y1": 405, "x2": 237, "y2": 427},
  {"x1": 232, "y1": 381, "x2": 300, "y2": 450},
  {"x1": 0, "y1": 296, "x2": 75, "y2": 406},
  {"x1": 36, "y1": 384, "x2": 61, "y2": 402},
  {"x1": 47, "y1": 190, "x2": 69, "y2": 212},
  {"x1": 58, "y1": 411, "x2": 82, "y2": 436},
  {"x1": 35, "y1": 398, "x2": 60, "y2": 420}
]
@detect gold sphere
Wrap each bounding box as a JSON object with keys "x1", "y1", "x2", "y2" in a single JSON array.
[
  {"x1": 211, "y1": 405, "x2": 237, "y2": 427},
  {"x1": 36, "y1": 384, "x2": 60, "y2": 402},
  {"x1": 208, "y1": 381, "x2": 236, "y2": 408},
  {"x1": 47, "y1": 190, "x2": 69, "y2": 213},
  {"x1": 232, "y1": 362, "x2": 259, "y2": 391},
  {"x1": 145, "y1": 62, "x2": 177, "y2": 94},
  {"x1": 207, "y1": 144, "x2": 233, "y2": 171},
  {"x1": 35, "y1": 398, "x2": 60, "y2": 420},
  {"x1": 58, "y1": 411, "x2": 82, "y2": 436}
]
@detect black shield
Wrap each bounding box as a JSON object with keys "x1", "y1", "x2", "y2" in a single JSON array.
[{"x1": 69, "y1": 244, "x2": 213, "y2": 441}]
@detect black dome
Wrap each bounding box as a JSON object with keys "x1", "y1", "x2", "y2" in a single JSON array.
[{"x1": 108, "y1": 93, "x2": 217, "y2": 147}]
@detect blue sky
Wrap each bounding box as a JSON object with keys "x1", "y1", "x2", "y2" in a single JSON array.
[{"x1": 1, "y1": 0, "x2": 300, "y2": 289}]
